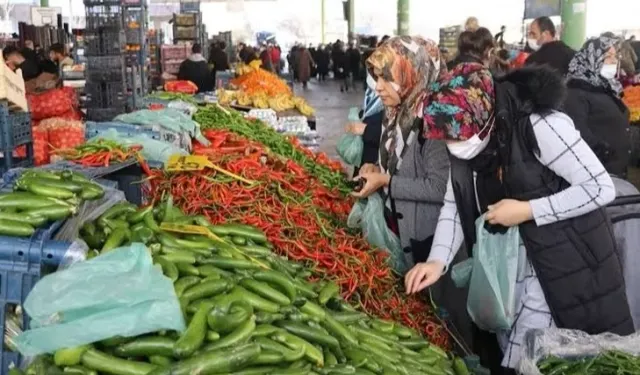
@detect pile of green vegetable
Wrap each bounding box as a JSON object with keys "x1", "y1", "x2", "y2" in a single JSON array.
[
  {"x1": 194, "y1": 105, "x2": 351, "y2": 195},
  {"x1": 0, "y1": 169, "x2": 104, "y2": 237},
  {"x1": 19, "y1": 201, "x2": 471, "y2": 375},
  {"x1": 538, "y1": 351, "x2": 640, "y2": 375}
]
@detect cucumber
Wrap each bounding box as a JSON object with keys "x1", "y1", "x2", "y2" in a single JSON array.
[
  {"x1": 18, "y1": 176, "x2": 84, "y2": 193},
  {"x1": 156, "y1": 344, "x2": 261, "y2": 375},
  {"x1": 0, "y1": 211, "x2": 47, "y2": 227},
  {"x1": 81, "y1": 349, "x2": 157, "y2": 375},
  {"x1": 24, "y1": 206, "x2": 73, "y2": 221},
  {"x1": 113, "y1": 337, "x2": 175, "y2": 358},
  {"x1": 0, "y1": 219, "x2": 35, "y2": 237},
  {"x1": 26, "y1": 184, "x2": 75, "y2": 199}
]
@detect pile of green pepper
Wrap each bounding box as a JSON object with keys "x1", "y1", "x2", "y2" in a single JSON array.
[
  {"x1": 194, "y1": 106, "x2": 351, "y2": 195},
  {"x1": 20, "y1": 202, "x2": 471, "y2": 375},
  {"x1": 538, "y1": 351, "x2": 640, "y2": 375},
  {"x1": 0, "y1": 169, "x2": 104, "y2": 237}
]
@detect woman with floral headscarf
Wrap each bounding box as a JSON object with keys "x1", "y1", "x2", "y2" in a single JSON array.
[
  {"x1": 406, "y1": 62, "x2": 634, "y2": 373},
  {"x1": 353, "y1": 36, "x2": 450, "y2": 270},
  {"x1": 564, "y1": 35, "x2": 631, "y2": 179}
]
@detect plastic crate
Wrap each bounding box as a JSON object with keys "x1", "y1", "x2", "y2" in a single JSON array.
[
  {"x1": 161, "y1": 45, "x2": 188, "y2": 61},
  {"x1": 125, "y1": 29, "x2": 143, "y2": 45},
  {"x1": 86, "y1": 108, "x2": 124, "y2": 122},
  {"x1": 85, "y1": 30, "x2": 126, "y2": 56},
  {"x1": 84, "y1": 0, "x2": 122, "y2": 6},
  {"x1": 0, "y1": 108, "x2": 33, "y2": 173},
  {"x1": 174, "y1": 13, "x2": 198, "y2": 26},
  {"x1": 85, "y1": 81, "x2": 126, "y2": 109},
  {"x1": 86, "y1": 55, "x2": 125, "y2": 82},
  {"x1": 85, "y1": 9, "x2": 122, "y2": 29},
  {"x1": 175, "y1": 26, "x2": 197, "y2": 40},
  {"x1": 162, "y1": 61, "x2": 181, "y2": 75}
]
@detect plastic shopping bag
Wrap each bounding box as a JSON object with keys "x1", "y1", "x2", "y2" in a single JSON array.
[
  {"x1": 15, "y1": 244, "x2": 186, "y2": 356},
  {"x1": 347, "y1": 193, "x2": 408, "y2": 274},
  {"x1": 336, "y1": 107, "x2": 364, "y2": 166},
  {"x1": 451, "y1": 215, "x2": 519, "y2": 332}
]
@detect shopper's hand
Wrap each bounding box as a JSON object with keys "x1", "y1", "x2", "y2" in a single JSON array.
[
  {"x1": 358, "y1": 163, "x2": 380, "y2": 175},
  {"x1": 405, "y1": 260, "x2": 446, "y2": 294},
  {"x1": 351, "y1": 172, "x2": 390, "y2": 198},
  {"x1": 345, "y1": 122, "x2": 366, "y2": 135},
  {"x1": 486, "y1": 199, "x2": 533, "y2": 227}
]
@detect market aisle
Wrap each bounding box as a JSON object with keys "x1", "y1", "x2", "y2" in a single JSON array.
[{"x1": 295, "y1": 80, "x2": 364, "y2": 160}]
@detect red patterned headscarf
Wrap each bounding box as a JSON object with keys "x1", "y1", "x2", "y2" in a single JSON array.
[{"x1": 423, "y1": 63, "x2": 495, "y2": 141}]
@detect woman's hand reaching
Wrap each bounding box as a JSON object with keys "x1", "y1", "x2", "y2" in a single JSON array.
[
  {"x1": 351, "y1": 172, "x2": 390, "y2": 198},
  {"x1": 358, "y1": 163, "x2": 380, "y2": 175},
  {"x1": 405, "y1": 260, "x2": 446, "y2": 294}
]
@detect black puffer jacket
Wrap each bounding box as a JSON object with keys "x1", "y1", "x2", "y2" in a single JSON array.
[
  {"x1": 525, "y1": 41, "x2": 576, "y2": 76},
  {"x1": 563, "y1": 80, "x2": 631, "y2": 178},
  {"x1": 451, "y1": 66, "x2": 634, "y2": 340}
]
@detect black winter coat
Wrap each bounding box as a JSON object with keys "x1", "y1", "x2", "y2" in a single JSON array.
[
  {"x1": 563, "y1": 80, "x2": 631, "y2": 178},
  {"x1": 177, "y1": 59, "x2": 214, "y2": 93},
  {"x1": 525, "y1": 41, "x2": 576, "y2": 76},
  {"x1": 451, "y1": 66, "x2": 634, "y2": 341}
]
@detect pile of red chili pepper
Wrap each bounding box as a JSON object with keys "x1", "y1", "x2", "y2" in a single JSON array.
[
  {"x1": 54, "y1": 139, "x2": 142, "y2": 167},
  {"x1": 146, "y1": 129, "x2": 449, "y2": 348}
]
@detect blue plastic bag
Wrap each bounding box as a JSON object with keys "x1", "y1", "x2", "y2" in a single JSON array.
[
  {"x1": 90, "y1": 129, "x2": 188, "y2": 165},
  {"x1": 336, "y1": 107, "x2": 364, "y2": 166},
  {"x1": 451, "y1": 215, "x2": 519, "y2": 332},
  {"x1": 347, "y1": 193, "x2": 408, "y2": 274},
  {"x1": 15, "y1": 244, "x2": 186, "y2": 356}
]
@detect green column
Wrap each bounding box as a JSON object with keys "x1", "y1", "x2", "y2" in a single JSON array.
[
  {"x1": 321, "y1": 0, "x2": 326, "y2": 43},
  {"x1": 397, "y1": 0, "x2": 410, "y2": 36},
  {"x1": 561, "y1": 0, "x2": 587, "y2": 50},
  {"x1": 347, "y1": 0, "x2": 355, "y2": 41},
  {"x1": 40, "y1": 0, "x2": 49, "y2": 6}
]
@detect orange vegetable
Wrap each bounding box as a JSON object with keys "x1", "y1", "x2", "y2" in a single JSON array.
[
  {"x1": 623, "y1": 86, "x2": 640, "y2": 122},
  {"x1": 231, "y1": 69, "x2": 292, "y2": 97}
]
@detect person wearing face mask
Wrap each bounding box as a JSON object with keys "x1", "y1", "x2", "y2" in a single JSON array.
[
  {"x1": 355, "y1": 34, "x2": 450, "y2": 292},
  {"x1": 525, "y1": 16, "x2": 576, "y2": 76},
  {"x1": 408, "y1": 62, "x2": 634, "y2": 374},
  {"x1": 563, "y1": 35, "x2": 631, "y2": 179}
]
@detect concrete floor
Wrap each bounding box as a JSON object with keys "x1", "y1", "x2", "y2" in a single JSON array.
[{"x1": 295, "y1": 80, "x2": 364, "y2": 160}]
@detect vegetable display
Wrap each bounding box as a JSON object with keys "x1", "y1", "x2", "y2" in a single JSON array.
[
  {"x1": 0, "y1": 169, "x2": 104, "y2": 237},
  {"x1": 53, "y1": 139, "x2": 143, "y2": 167},
  {"x1": 194, "y1": 106, "x2": 347, "y2": 194},
  {"x1": 59, "y1": 202, "x2": 467, "y2": 375},
  {"x1": 145, "y1": 129, "x2": 448, "y2": 347},
  {"x1": 538, "y1": 351, "x2": 640, "y2": 375},
  {"x1": 230, "y1": 68, "x2": 292, "y2": 97}
]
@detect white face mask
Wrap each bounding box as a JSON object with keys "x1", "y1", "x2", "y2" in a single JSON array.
[
  {"x1": 600, "y1": 64, "x2": 618, "y2": 79},
  {"x1": 528, "y1": 38, "x2": 541, "y2": 51},
  {"x1": 446, "y1": 117, "x2": 494, "y2": 160}
]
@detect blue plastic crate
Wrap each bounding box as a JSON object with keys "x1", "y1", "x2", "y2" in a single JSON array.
[{"x1": 0, "y1": 108, "x2": 33, "y2": 174}]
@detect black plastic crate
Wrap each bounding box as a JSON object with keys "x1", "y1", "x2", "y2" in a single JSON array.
[
  {"x1": 86, "y1": 56, "x2": 125, "y2": 81},
  {"x1": 0, "y1": 110, "x2": 32, "y2": 151},
  {"x1": 85, "y1": 81, "x2": 126, "y2": 109},
  {"x1": 85, "y1": 29, "x2": 125, "y2": 56},
  {"x1": 85, "y1": 9, "x2": 123, "y2": 29},
  {"x1": 86, "y1": 108, "x2": 124, "y2": 122}
]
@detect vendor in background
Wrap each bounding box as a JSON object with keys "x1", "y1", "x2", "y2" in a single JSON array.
[
  {"x1": 355, "y1": 35, "x2": 449, "y2": 271},
  {"x1": 525, "y1": 16, "x2": 575, "y2": 75},
  {"x1": 408, "y1": 62, "x2": 634, "y2": 374},
  {"x1": 259, "y1": 43, "x2": 273, "y2": 72},
  {"x1": 563, "y1": 35, "x2": 631, "y2": 179},
  {"x1": 178, "y1": 43, "x2": 213, "y2": 93},
  {"x1": 208, "y1": 41, "x2": 230, "y2": 87},
  {"x1": 3, "y1": 46, "x2": 40, "y2": 80},
  {"x1": 49, "y1": 43, "x2": 74, "y2": 70}
]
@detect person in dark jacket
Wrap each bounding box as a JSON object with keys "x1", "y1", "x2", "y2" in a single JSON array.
[
  {"x1": 315, "y1": 45, "x2": 330, "y2": 81},
  {"x1": 259, "y1": 44, "x2": 273, "y2": 72},
  {"x1": 525, "y1": 16, "x2": 576, "y2": 75},
  {"x1": 409, "y1": 63, "x2": 634, "y2": 374},
  {"x1": 178, "y1": 44, "x2": 213, "y2": 93},
  {"x1": 563, "y1": 35, "x2": 631, "y2": 179},
  {"x1": 209, "y1": 41, "x2": 230, "y2": 87},
  {"x1": 332, "y1": 41, "x2": 346, "y2": 80}
]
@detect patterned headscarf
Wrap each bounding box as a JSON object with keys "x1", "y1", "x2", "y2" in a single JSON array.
[
  {"x1": 423, "y1": 63, "x2": 495, "y2": 141},
  {"x1": 366, "y1": 36, "x2": 444, "y2": 175},
  {"x1": 567, "y1": 35, "x2": 623, "y2": 96}
]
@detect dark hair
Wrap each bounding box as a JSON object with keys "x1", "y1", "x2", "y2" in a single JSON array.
[
  {"x1": 49, "y1": 43, "x2": 65, "y2": 55},
  {"x1": 219, "y1": 41, "x2": 226, "y2": 49},
  {"x1": 192, "y1": 43, "x2": 202, "y2": 54},
  {"x1": 2, "y1": 46, "x2": 20, "y2": 60},
  {"x1": 533, "y1": 16, "x2": 556, "y2": 37},
  {"x1": 458, "y1": 27, "x2": 495, "y2": 57}
]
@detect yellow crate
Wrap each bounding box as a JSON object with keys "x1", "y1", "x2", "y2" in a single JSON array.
[{"x1": 0, "y1": 55, "x2": 27, "y2": 112}]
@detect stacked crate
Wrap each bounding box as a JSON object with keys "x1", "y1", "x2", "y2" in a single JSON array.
[
  {"x1": 83, "y1": 0, "x2": 127, "y2": 121},
  {"x1": 123, "y1": 0, "x2": 150, "y2": 103},
  {"x1": 439, "y1": 25, "x2": 462, "y2": 57},
  {"x1": 148, "y1": 29, "x2": 163, "y2": 89}
]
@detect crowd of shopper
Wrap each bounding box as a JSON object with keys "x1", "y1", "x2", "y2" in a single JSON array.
[{"x1": 344, "y1": 17, "x2": 639, "y2": 375}]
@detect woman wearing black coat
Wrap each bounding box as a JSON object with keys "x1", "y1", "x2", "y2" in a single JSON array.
[{"x1": 563, "y1": 35, "x2": 631, "y2": 179}]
